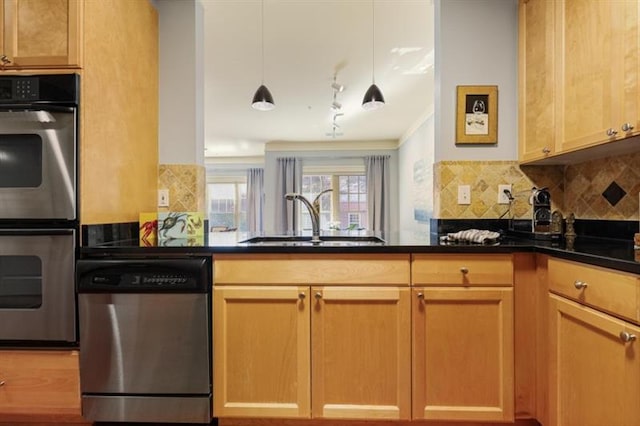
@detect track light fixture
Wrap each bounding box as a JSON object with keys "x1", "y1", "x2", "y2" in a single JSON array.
[
  {"x1": 362, "y1": 0, "x2": 385, "y2": 110},
  {"x1": 252, "y1": 0, "x2": 275, "y2": 111}
]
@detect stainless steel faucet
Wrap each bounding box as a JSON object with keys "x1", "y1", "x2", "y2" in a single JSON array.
[{"x1": 285, "y1": 189, "x2": 333, "y2": 243}]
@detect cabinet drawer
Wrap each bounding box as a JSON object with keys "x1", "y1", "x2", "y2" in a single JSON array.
[
  {"x1": 412, "y1": 254, "x2": 513, "y2": 286},
  {"x1": 214, "y1": 254, "x2": 410, "y2": 286},
  {"x1": 548, "y1": 258, "x2": 640, "y2": 323}
]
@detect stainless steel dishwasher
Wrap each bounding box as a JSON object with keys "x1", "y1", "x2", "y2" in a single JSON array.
[{"x1": 76, "y1": 257, "x2": 212, "y2": 424}]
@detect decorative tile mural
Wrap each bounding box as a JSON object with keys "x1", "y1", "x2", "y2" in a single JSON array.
[
  {"x1": 434, "y1": 152, "x2": 640, "y2": 222},
  {"x1": 564, "y1": 152, "x2": 640, "y2": 220},
  {"x1": 158, "y1": 164, "x2": 206, "y2": 213}
]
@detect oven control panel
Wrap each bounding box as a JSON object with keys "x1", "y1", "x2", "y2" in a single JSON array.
[{"x1": 0, "y1": 77, "x2": 39, "y2": 101}]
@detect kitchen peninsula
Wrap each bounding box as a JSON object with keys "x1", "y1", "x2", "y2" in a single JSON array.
[{"x1": 75, "y1": 225, "x2": 640, "y2": 426}]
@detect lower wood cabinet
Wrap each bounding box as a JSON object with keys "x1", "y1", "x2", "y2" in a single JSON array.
[
  {"x1": 412, "y1": 287, "x2": 514, "y2": 422},
  {"x1": 213, "y1": 285, "x2": 411, "y2": 420},
  {"x1": 0, "y1": 350, "x2": 81, "y2": 420},
  {"x1": 549, "y1": 294, "x2": 640, "y2": 426}
]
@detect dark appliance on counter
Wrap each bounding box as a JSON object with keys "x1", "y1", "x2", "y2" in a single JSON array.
[
  {"x1": 76, "y1": 257, "x2": 212, "y2": 424},
  {"x1": 0, "y1": 74, "x2": 79, "y2": 344}
]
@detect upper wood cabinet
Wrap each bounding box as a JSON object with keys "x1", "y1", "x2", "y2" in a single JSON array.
[
  {"x1": 0, "y1": 0, "x2": 81, "y2": 69},
  {"x1": 555, "y1": 0, "x2": 639, "y2": 152},
  {"x1": 519, "y1": 0, "x2": 640, "y2": 163},
  {"x1": 518, "y1": 0, "x2": 556, "y2": 162}
]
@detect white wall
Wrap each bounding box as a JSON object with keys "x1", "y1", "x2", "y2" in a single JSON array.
[
  {"x1": 398, "y1": 115, "x2": 435, "y2": 232},
  {"x1": 434, "y1": 0, "x2": 518, "y2": 161},
  {"x1": 157, "y1": 0, "x2": 205, "y2": 165}
]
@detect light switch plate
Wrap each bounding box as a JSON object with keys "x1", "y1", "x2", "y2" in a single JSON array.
[
  {"x1": 458, "y1": 185, "x2": 471, "y2": 205},
  {"x1": 158, "y1": 189, "x2": 169, "y2": 207}
]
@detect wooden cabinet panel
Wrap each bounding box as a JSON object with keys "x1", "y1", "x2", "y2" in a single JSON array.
[
  {"x1": 549, "y1": 295, "x2": 640, "y2": 426},
  {"x1": 548, "y1": 257, "x2": 639, "y2": 324},
  {"x1": 311, "y1": 287, "x2": 411, "y2": 420},
  {"x1": 214, "y1": 254, "x2": 410, "y2": 286},
  {"x1": 518, "y1": 0, "x2": 555, "y2": 162},
  {"x1": 412, "y1": 254, "x2": 513, "y2": 286},
  {"x1": 1, "y1": 0, "x2": 81, "y2": 68},
  {"x1": 0, "y1": 350, "x2": 81, "y2": 418},
  {"x1": 213, "y1": 286, "x2": 311, "y2": 419},
  {"x1": 412, "y1": 287, "x2": 514, "y2": 422}
]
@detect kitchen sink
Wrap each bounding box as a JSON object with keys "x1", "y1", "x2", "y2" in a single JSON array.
[{"x1": 238, "y1": 235, "x2": 386, "y2": 246}]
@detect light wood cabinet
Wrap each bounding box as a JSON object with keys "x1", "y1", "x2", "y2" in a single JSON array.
[
  {"x1": 213, "y1": 254, "x2": 411, "y2": 421},
  {"x1": 519, "y1": 0, "x2": 640, "y2": 163},
  {"x1": 311, "y1": 286, "x2": 410, "y2": 420},
  {"x1": 213, "y1": 286, "x2": 311, "y2": 419},
  {"x1": 549, "y1": 294, "x2": 640, "y2": 426},
  {"x1": 0, "y1": 0, "x2": 82, "y2": 69},
  {"x1": 0, "y1": 350, "x2": 82, "y2": 421},
  {"x1": 411, "y1": 254, "x2": 515, "y2": 422},
  {"x1": 518, "y1": 0, "x2": 556, "y2": 162},
  {"x1": 555, "y1": 0, "x2": 640, "y2": 153}
]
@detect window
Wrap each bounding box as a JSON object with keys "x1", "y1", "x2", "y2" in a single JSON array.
[
  {"x1": 207, "y1": 181, "x2": 247, "y2": 231},
  {"x1": 300, "y1": 173, "x2": 368, "y2": 231}
]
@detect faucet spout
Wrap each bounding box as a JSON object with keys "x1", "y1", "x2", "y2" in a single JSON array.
[{"x1": 285, "y1": 189, "x2": 333, "y2": 243}]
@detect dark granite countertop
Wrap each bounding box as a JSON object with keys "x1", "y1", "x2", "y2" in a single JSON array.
[{"x1": 80, "y1": 230, "x2": 640, "y2": 275}]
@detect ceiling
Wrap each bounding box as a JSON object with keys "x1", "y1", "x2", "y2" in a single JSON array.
[{"x1": 202, "y1": 0, "x2": 434, "y2": 158}]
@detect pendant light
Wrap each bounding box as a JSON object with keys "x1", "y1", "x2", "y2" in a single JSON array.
[
  {"x1": 252, "y1": 0, "x2": 275, "y2": 111},
  {"x1": 362, "y1": 0, "x2": 385, "y2": 110}
]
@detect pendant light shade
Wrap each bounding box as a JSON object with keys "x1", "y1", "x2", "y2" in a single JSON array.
[
  {"x1": 362, "y1": 83, "x2": 385, "y2": 110},
  {"x1": 362, "y1": 0, "x2": 384, "y2": 110},
  {"x1": 252, "y1": 84, "x2": 275, "y2": 111},
  {"x1": 252, "y1": 0, "x2": 275, "y2": 111}
]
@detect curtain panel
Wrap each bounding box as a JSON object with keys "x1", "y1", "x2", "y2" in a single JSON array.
[
  {"x1": 275, "y1": 157, "x2": 302, "y2": 233},
  {"x1": 365, "y1": 155, "x2": 390, "y2": 233},
  {"x1": 246, "y1": 168, "x2": 264, "y2": 233}
]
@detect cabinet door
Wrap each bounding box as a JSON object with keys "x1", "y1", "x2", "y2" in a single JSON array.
[
  {"x1": 311, "y1": 286, "x2": 411, "y2": 420},
  {"x1": 555, "y1": 0, "x2": 636, "y2": 152},
  {"x1": 413, "y1": 287, "x2": 514, "y2": 422},
  {"x1": 518, "y1": 0, "x2": 555, "y2": 162},
  {"x1": 213, "y1": 286, "x2": 310, "y2": 419},
  {"x1": 549, "y1": 295, "x2": 640, "y2": 426},
  {"x1": 2, "y1": 0, "x2": 81, "y2": 68},
  {"x1": 0, "y1": 350, "x2": 80, "y2": 417}
]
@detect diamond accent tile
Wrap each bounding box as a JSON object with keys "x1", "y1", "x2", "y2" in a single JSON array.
[{"x1": 601, "y1": 181, "x2": 626, "y2": 207}]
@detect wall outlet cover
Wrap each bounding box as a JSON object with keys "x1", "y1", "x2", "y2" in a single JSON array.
[
  {"x1": 458, "y1": 185, "x2": 471, "y2": 205},
  {"x1": 498, "y1": 184, "x2": 512, "y2": 204}
]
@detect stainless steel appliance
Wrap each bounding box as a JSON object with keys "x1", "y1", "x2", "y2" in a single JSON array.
[
  {"x1": 0, "y1": 74, "x2": 79, "y2": 344},
  {"x1": 0, "y1": 74, "x2": 78, "y2": 220},
  {"x1": 76, "y1": 257, "x2": 212, "y2": 424},
  {"x1": 532, "y1": 187, "x2": 552, "y2": 233},
  {"x1": 0, "y1": 229, "x2": 75, "y2": 342}
]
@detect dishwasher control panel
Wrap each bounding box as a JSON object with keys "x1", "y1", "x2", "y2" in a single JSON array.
[{"x1": 77, "y1": 258, "x2": 210, "y2": 293}]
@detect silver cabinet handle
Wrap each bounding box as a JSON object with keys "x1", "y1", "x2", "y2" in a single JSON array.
[
  {"x1": 620, "y1": 331, "x2": 637, "y2": 343},
  {"x1": 460, "y1": 267, "x2": 469, "y2": 274},
  {"x1": 0, "y1": 380, "x2": 5, "y2": 387},
  {"x1": 298, "y1": 292, "x2": 306, "y2": 300},
  {"x1": 574, "y1": 280, "x2": 588, "y2": 290},
  {"x1": 542, "y1": 147, "x2": 551, "y2": 154},
  {"x1": 621, "y1": 123, "x2": 635, "y2": 132},
  {"x1": 314, "y1": 292, "x2": 322, "y2": 300},
  {"x1": 417, "y1": 292, "x2": 424, "y2": 300},
  {"x1": 606, "y1": 128, "x2": 618, "y2": 137}
]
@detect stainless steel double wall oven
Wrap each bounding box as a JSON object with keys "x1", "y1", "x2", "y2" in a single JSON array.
[{"x1": 0, "y1": 74, "x2": 78, "y2": 344}]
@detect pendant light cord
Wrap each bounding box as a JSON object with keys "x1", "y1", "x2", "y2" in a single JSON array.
[
  {"x1": 371, "y1": 0, "x2": 375, "y2": 84},
  {"x1": 261, "y1": 0, "x2": 265, "y2": 85}
]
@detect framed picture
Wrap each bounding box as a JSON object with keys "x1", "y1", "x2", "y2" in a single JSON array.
[{"x1": 456, "y1": 85, "x2": 498, "y2": 144}]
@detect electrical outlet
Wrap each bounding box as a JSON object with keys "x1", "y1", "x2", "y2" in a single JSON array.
[
  {"x1": 458, "y1": 185, "x2": 471, "y2": 205},
  {"x1": 158, "y1": 189, "x2": 169, "y2": 207},
  {"x1": 498, "y1": 184, "x2": 512, "y2": 204}
]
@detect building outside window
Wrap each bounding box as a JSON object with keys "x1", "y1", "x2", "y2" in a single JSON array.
[
  {"x1": 300, "y1": 173, "x2": 368, "y2": 231},
  {"x1": 207, "y1": 180, "x2": 247, "y2": 231}
]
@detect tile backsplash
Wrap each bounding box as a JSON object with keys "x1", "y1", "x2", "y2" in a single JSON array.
[
  {"x1": 434, "y1": 152, "x2": 640, "y2": 222},
  {"x1": 158, "y1": 164, "x2": 206, "y2": 213}
]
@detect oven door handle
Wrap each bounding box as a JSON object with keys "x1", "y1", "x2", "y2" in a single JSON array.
[{"x1": 0, "y1": 228, "x2": 75, "y2": 236}]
